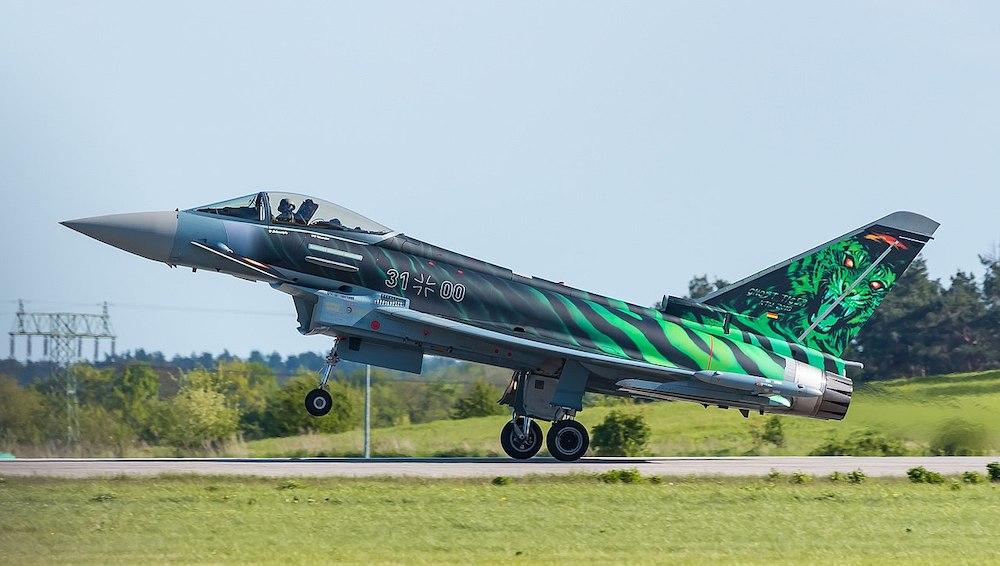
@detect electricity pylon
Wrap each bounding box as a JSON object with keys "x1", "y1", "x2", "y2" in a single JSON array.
[{"x1": 8, "y1": 300, "x2": 116, "y2": 443}]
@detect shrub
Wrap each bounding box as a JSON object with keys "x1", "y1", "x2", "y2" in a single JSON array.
[
  {"x1": 790, "y1": 471, "x2": 813, "y2": 484},
  {"x1": 907, "y1": 466, "x2": 944, "y2": 484},
  {"x1": 810, "y1": 429, "x2": 905, "y2": 456},
  {"x1": 827, "y1": 470, "x2": 865, "y2": 483},
  {"x1": 159, "y1": 387, "x2": 239, "y2": 450},
  {"x1": 617, "y1": 468, "x2": 642, "y2": 484},
  {"x1": 597, "y1": 468, "x2": 642, "y2": 484},
  {"x1": 961, "y1": 471, "x2": 986, "y2": 484},
  {"x1": 78, "y1": 406, "x2": 137, "y2": 457},
  {"x1": 987, "y1": 462, "x2": 1000, "y2": 482},
  {"x1": 491, "y1": 476, "x2": 512, "y2": 486},
  {"x1": 930, "y1": 419, "x2": 990, "y2": 456},
  {"x1": 108, "y1": 364, "x2": 161, "y2": 440},
  {"x1": 750, "y1": 416, "x2": 786, "y2": 447},
  {"x1": 0, "y1": 376, "x2": 46, "y2": 445},
  {"x1": 591, "y1": 411, "x2": 650, "y2": 457},
  {"x1": 847, "y1": 469, "x2": 867, "y2": 484},
  {"x1": 767, "y1": 469, "x2": 783, "y2": 481}
]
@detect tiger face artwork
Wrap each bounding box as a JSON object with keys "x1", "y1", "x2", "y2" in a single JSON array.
[
  {"x1": 711, "y1": 232, "x2": 912, "y2": 356},
  {"x1": 785, "y1": 238, "x2": 897, "y2": 352}
]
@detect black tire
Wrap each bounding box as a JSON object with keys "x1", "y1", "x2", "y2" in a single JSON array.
[
  {"x1": 546, "y1": 420, "x2": 589, "y2": 462},
  {"x1": 305, "y1": 388, "x2": 333, "y2": 417},
  {"x1": 500, "y1": 419, "x2": 543, "y2": 460}
]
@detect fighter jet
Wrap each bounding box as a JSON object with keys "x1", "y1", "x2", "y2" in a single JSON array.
[{"x1": 62, "y1": 192, "x2": 938, "y2": 461}]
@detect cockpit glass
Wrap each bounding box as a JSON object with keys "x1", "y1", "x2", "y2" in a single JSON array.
[
  {"x1": 195, "y1": 194, "x2": 261, "y2": 220},
  {"x1": 267, "y1": 192, "x2": 391, "y2": 235}
]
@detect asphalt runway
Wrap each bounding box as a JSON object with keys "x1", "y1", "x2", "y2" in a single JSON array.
[{"x1": 1, "y1": 456, "x2": 995, "y2": 478}]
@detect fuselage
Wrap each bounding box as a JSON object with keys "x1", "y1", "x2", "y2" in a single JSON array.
[
  {"x1": 61, "y1": 191, "x2": 853, "y2": 419},
  {"x1": 63, "y1": 193, "x2": 943, "y2": 436},
  {"x1": 167, "y1": 199, "x2": 845, "y2": 392}
]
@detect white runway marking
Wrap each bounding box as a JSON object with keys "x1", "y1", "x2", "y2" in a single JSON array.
[{"x1": 1, "y1": 456, "x2": 995, "y2": 478}]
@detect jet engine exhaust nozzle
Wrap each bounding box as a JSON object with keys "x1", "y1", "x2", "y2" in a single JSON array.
[{"x1": 815, "y1": 373, "x2": 853, "y2": 420}]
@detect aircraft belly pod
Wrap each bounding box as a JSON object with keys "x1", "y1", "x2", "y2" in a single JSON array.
[{"x1": 63, "y1": 191, "x2": 939, "y2": 461}]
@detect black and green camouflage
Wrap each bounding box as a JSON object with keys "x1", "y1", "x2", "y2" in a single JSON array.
[{"x1": 200, "y1": 198, "x2": 936, "y2": 387}]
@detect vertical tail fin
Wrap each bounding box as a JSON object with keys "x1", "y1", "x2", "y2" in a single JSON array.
[{"x1": 698, "y1": 211, "x2": 939, "y2": 357}]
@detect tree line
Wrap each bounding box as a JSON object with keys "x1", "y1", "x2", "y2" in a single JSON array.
[
  {"x1": 0, "y1": 348, "x2": 464, "y2": 387},
  {"x1": 0, "y1": 361, "x2": 508, "y2": 456}
]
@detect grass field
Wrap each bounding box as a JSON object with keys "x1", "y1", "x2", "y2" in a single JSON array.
[
  {"x1": 1, "y1": 473, "x2": 998, "y2": 563},
  {"x1": 243, "y1": 370, "x2": 1000, "y2": 458}
]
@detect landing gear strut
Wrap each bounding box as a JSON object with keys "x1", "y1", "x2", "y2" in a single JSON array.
[{"x1": 305, "y1": 341, "x2": 339, "y2": 417}]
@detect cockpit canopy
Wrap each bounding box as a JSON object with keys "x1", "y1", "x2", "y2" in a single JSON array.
[{"x1": 191, "y1": 192, "x2": 391, "y2": 235}]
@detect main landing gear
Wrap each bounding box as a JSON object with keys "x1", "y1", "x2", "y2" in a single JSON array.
[
  {"x1": 305, "y1": 341, "x2": 339, "y2": 417},
  {"x1": 500, "y1": 417, "x2": 543, "y2": 460},
  {"x1": 498, "y1": 370, "x2": 590, "y2": 462},
  {"x1": 499, "y1": 416, "x2": 590, "y2": 461},
  {"x1": 546, "y1": 419, "x2": 589, "y2": 462}
]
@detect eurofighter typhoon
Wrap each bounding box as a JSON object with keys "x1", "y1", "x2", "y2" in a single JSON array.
[{"x1": 62, "y1": 193, "x2": 938, "y2": 461}]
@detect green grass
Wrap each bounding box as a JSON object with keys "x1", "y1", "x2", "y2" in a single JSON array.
[
  {"x1": 1, "y1": 474, "x2": 997, "y2": 563},
  {"x1": 243, "y1": 370, "x2": 1000, "y2": 458}
]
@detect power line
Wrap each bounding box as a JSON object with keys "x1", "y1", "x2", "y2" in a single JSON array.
[
  {"x1": 112, "y1": 302, "x2": 288, "y2": 317},
  {"x1": 7, "y1": 299, "x2": 288, "y2": 317}
]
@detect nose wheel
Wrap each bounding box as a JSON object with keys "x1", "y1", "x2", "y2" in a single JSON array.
[
  {"x1": 546, "y1": 419, "x2": 589, "y2": 462},
  {"x1": 305, "y1": 341, "x2": 339, "y2": 418},
  {"x1": 305, "y1": 388, "x2": 333, "y2": 417},
  {"x1": 500, "y1": 417, "x2": 543, "y2": 459}
]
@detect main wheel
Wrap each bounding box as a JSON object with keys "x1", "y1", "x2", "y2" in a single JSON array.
[
  {"x1": 546, "y1": 420, "x2": 589, "y2": 462},
  {"x1": 500, "y1": 419, "x2": 543, "y2": 460},
  {"x1": 305, "y1": 388, "x2": 333, "y2": 417}
]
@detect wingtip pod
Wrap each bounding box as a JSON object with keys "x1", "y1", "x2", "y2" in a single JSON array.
[{"x1": 876, "y1": 211, "x2": 940, "y2": 239}]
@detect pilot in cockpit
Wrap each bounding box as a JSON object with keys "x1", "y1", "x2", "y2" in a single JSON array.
[
  {"x1": 275, "y1": 199, "x2": 296, "y2": 223},
  {"x1": 294, "y1": 199, "x2": 319, "y2": 225},
  {"x1": 194, "y1": 192, "x2": 391, "y2": 234}
]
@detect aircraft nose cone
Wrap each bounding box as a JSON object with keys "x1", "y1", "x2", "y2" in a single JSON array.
[{"x1": 61, "y1": 211, "x2": 179, "y2": 262}]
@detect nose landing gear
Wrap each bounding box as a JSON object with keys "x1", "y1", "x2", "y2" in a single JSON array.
[
  {"x1": 305, "y1": 341, "x2": 339, "y2": 418},
  {"x1": 305, "y1": 388, "x2": 333, "y2": 417}
]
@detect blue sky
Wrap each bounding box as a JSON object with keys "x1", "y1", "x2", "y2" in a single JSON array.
[{"x1": 1, "y1": 2, "x2": 998, "y2": 358}]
